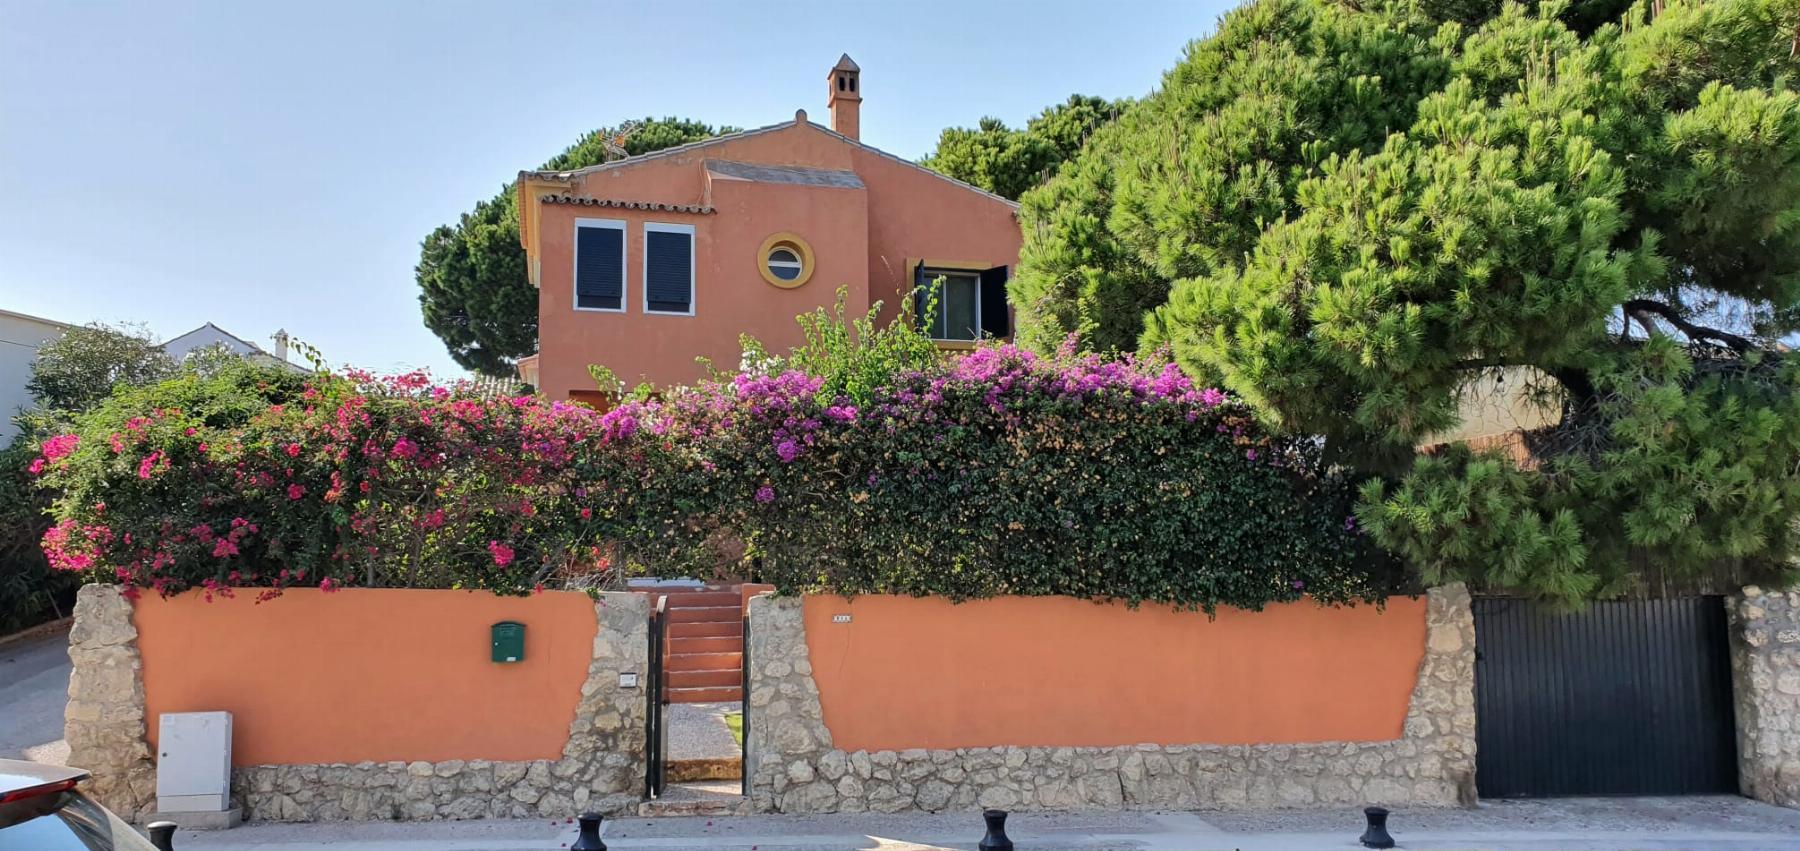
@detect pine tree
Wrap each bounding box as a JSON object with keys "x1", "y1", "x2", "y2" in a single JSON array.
[{"x1": 1014, "y1": 0, "x2": 1800, "y2": 600}]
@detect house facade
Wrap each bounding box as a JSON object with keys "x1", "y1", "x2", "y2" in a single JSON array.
[
  {"x1": 162, "y1": 323, "x2": 302, "y2": 373},
  {"x1": 515, "y1": 55, "x2": 1022, "y2": 402},
  {"x1": 0, "y1": 307, "x2": 72, "y2": 443}
]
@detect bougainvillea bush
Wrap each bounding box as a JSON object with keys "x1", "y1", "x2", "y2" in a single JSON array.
[
  {"x1": 31, "y1": 346, "x2": 1398, "y2": 610},
  {"x1": 604, "y1": 341, "x2": 1399, "y2": 610}
]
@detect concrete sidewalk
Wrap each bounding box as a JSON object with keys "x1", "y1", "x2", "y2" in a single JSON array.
[{"x1": 168, "y1": 797, "x2": 1800, "y2": 850}]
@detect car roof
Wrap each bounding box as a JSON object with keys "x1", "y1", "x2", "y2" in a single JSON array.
[{"x1": 0, "y1": 760, "x2": 88, "y2": 794}]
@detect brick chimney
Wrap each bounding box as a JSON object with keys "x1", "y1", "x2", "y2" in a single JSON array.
[{"x1": 827, "y1": 53, "x2": 861, "y2": 140}]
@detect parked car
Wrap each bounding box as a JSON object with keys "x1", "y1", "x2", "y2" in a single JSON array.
[{"x1": 0, "y1": 760, "x2": 163, "y2": 850}]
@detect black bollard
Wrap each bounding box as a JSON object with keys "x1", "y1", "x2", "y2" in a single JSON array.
[
  {"x1": 978, "y1": 808, "x2": 1014, "y2": 851},
  {"x1": 146, "y1": 821, "x2": 177, "y2": 851},
  {"x1": 1359, "y1": 806, "x2": 1395, "y2": 849},
  {"x1": 570, "y1": 812, "x2": 607, "y2": 851}
]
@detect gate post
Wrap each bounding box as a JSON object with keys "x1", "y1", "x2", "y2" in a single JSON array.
[{"x1": 1727, "y1": 587, "x2": 1800, "y2": 808}]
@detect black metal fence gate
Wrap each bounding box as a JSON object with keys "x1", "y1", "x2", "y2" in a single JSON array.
[
  {"x1": 645, "y1": 595, "x2": 669, "y2": 799},
  {"x1": 1473, "y1": 596, "x2": 1738, "y2": 798}
]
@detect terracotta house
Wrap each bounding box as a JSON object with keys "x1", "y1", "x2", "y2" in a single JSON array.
[{"x1": 514, "y1": 55, "x2": 1022, "y2": 402}]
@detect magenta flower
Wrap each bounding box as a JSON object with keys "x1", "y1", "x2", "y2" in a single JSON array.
[
  {"x1": 287, "y1": 484, "x2": 305, "y2": 500},
  {"x1": 487, "y1": 540, "x2": 515, "y2": 566},
  {"x1": 775, "y1": 440, "x2": 801, "y2": 463},
  {"x1": 40, "y1": 434, "x2": 79, "y2": 461},
  {"x1": 392, "y1": 437, "x2": 419, "y2": 459},
  {"x1": 754, "y1": 485, "x2": 775, "y2": 504}
]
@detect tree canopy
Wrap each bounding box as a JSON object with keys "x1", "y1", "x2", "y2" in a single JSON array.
[
  {"x1": 1012, "y1": 0, "x2": 1800, "y2": 600},
  {"x1": 27, "y1": 323, "x2": 177, "y2": 415},
  {"x1": 920, "y1": 95, "x2": 1125, "y2": 200},
  {"x1": 416, "y1": 118, "x2": 735, "y2": 377}
]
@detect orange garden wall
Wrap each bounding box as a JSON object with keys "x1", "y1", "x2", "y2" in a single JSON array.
[
  {"x1": 134, "y1": 588, "x2": 599, "y2": 765},
  {"x1": 745, "y1": 588, "x2": 1476, "y2": 813},
  {"x1": 801, "y1": 595, "x2": 1427, "y2": 753}
]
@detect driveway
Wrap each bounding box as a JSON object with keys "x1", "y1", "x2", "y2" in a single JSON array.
[
  {"x1": 0, "y1": 628, "x2": 71, "y2": 765},
  {"x1": 171, "y1": 797, "x2": 1800, "y2": 850}
]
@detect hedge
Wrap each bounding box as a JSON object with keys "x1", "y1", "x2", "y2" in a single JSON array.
[{"x1": 29, "y1": 348, "x2": 1400, "y2": 611}]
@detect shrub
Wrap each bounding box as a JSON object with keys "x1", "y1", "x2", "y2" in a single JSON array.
[{"x1": 32, "y1": 344, "x2": 1398, "y2": 610}]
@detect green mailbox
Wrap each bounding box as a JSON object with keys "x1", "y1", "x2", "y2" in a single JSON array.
[{"x1": 491, "y1": 621, "x2": 525, "y2": 663}]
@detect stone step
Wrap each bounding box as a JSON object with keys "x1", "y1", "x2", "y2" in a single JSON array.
[
  {"x1": 668, "y1": 605, "x2": 742, "y2": 624},
  {"x1": 668, "y1": 685, "x2": 742, "y2": 703},
  {"x1": 667, "y1": 635, "x2": 742, "y2": 654},
  {"x1": 669, "y1": 621, "x2": 741, "y2": 639},
  {"x1": 637, "y1": 786, "x2": 746, "y2": 817},
  {"x1": 667, "y1": 651, "x2": 742, "y2": 672}
]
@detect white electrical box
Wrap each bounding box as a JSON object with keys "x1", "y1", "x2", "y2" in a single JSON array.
[{"x1": 157, "y1": 711, "x2": 233, "y2": 812}]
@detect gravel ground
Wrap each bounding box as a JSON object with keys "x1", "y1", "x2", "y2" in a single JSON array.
[{"x1": 667, "y1": 701, "x2": 739, "y2": 761}]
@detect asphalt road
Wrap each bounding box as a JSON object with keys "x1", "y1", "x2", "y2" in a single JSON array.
[
  {"x1": 0, "y1": 629, "x2": 71, "y2": 765},
  {"x1": 171, "y1": 800, "x2": 1800, "y2": 850}
]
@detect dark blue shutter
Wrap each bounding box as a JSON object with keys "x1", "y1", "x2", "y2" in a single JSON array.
[
  {"x1": 645, "y1": 229, "x2": 693, "y2": 313},
  {"x1": 913, "y1": 264, "x2": 931, "y2": 332},
  {"x1": 980, "y1": 266, "x2": 1010, "y2": 339},
  {"x1": 575, "y1": 226, "x2": 623, "y2": 310}
]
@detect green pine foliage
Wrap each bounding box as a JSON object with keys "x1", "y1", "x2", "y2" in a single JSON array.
[
  {"x1": 920, "y1": 95, "x2": 1125, "y2": 200},
  {"x1": 1013, "y1": 0, "x2": 1800, "y2": 600},
  {"x1": 416, "y1": 118, "x2": 735, "y2": 377}
]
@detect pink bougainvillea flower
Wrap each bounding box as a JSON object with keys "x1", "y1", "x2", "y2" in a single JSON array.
[
  {"x1": 27, "y1": 457, "x2": 46, "y2": 475},
  {"x1": 41, "y1": 433, "x2": 79, "y2": 460},
  {"x1": 285, "y1": 442, "x2": 302, "y2": 457},
  {"x1": 392, "y1": 437, "x2": 419, "y2": 459},
  {"x1": 754, "y1": 485, "x2": 775, "y2": 504},
  {"x1": 319, "y1": 577, "x2": 339, "y2": 593},
  {"x1": 212, "y1": 538, "x2": 240, "y2": 558},
  {"x1": 137, "y1": 451, "x2": 163, "y2": 479},
  {"x1": 287, "y1": 484, "x2": 305, "y2": 500},
  {"x1": 487, "y1": 540, "x2": 515, "y2": 567},
  {"x1": 579, "y1": 507, "x2": 593, "y2": 520}
]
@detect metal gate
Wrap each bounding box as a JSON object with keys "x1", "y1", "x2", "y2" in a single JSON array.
[
  {"x1": 645, "y1": 595, "x2": 670, "y2": 799},
  {"x1": 1473, "y1": 596, "x2": 1738, "y2": 798}
]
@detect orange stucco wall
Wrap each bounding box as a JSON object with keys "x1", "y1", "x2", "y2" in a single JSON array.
[
  {"x1": 531, "y1": 121, "x2": 1021, "y2": 397},
  {"x1": 802, "y1": 595, "x2": 1428, "y2": 753},
  {"x1": 135, "y1": 589, "x2": 599, "y2": 765}
]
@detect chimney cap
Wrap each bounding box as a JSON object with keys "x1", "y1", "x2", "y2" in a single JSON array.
[{"x1": 831, "y1": 53, "x2": 860, "y2": 74}]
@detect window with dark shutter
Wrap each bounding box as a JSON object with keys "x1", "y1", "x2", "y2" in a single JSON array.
[
  {"x1": 979, "y1": 266, "x2": 1010, "y2": 339},
  {"x1": 644, "y1": 224, "x2": 694, "y2": 314},
  {"x1": 913, "y1": 264, "x2": 987, "y2": 341},
  {"x1": 574, "y1": 221, "x2": 624, "y2": 311}
]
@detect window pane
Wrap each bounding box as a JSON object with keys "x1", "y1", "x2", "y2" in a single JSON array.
[
  {"x1": 769, "y1": 248, "x2": 798, "y2": 264},
  {"x1": 939, "y1": 274, "x2": 978, "y2": 341},
  {"x1": 770, "y1": 264, "x2": 801, "y2": 281}
]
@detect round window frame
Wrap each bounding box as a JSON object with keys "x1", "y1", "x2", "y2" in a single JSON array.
[{"x1": 758, "y1": 232, "x2": 815, "y2": 289}]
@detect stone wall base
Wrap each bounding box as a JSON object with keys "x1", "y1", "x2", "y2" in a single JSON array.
[
  {"x1": 232, "y1": 758, "x2": 640, "y2": 822},
  {"x1": 754, "y1": 740, "x2": 1468, "y2": 814}
]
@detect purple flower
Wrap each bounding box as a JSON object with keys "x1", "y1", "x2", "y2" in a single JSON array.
[
  {"x1": 1245, "y1": 448, "x2": 1258, "y2": 461},
  {"x1": 754, "y1": 485, "x2": 775, "y2": 504},
  {"x1": 775, "y1": 440, "x2": 801, "y2": 463},
  {"x1": 1292, "y1": 580, "x2": 1305, "y2": 591},
  {"x1": 1198, "y1": 388, "x2": 1226, "y2": 408}
]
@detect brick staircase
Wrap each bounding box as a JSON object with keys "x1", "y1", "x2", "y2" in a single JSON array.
[{"x1": 658, "y1": 586, "x2": 744, "y2": 704}]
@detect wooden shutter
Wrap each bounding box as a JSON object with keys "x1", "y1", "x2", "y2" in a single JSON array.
[
  {"x1": 980, "y1": 266, "x2": 1010, "y2": 339},
  {"x1": 645, "y1": 229, "x2": 693, "y2": 313},
  {"x1": 575, "y1": 225, "x2": 623, "y2": 310}
]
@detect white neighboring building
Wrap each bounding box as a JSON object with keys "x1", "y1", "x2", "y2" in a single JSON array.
[
  {"x1": 0, "y1": 308, "x2": 72, "y2": 445},
  {"x1": 161, "y1": 323, "x2": 302, "y2": 373}
]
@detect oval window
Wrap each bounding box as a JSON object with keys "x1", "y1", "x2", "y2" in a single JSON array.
[{"x1": 767, "y1": 247, "x2": 803, "y2": 281}]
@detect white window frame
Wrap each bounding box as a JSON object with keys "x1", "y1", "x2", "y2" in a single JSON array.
[
  {"x1": 642, "y1": 221, "x2": 697, "y2": 317},
  {"x1": 573, "y1": 217, "x2": 627, "y2": 314},
  {"x1": 766, "y1": 246, "x2": 804, "y2": 282},
  {"x1": 921, "y1": 268, "x2": 982, "y2": 342}
]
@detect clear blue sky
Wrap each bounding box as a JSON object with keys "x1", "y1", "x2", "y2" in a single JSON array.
[{"x1": 0, "y1": 0, "x2": 1232, "y2": 378}]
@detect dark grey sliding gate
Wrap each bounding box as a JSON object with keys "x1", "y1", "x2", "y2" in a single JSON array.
[{"x1": 1473, "y1": 596, "x2": 1738, "y2": 798}]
